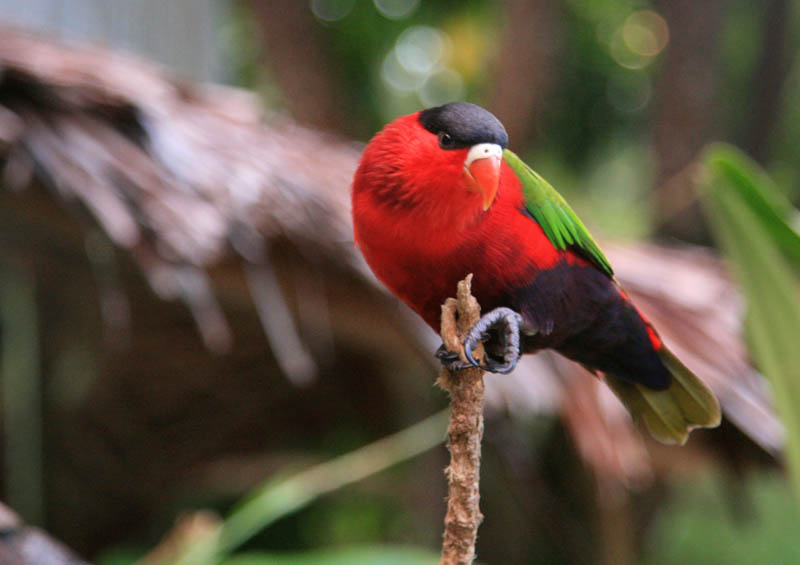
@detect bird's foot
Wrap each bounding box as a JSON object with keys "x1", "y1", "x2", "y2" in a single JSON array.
[
  {"x1": 464, "y1": 307, "x2": 524, "y2": 374},
  {"x1": 435, "y1": 307, "x2": 525, "y2": 374}
]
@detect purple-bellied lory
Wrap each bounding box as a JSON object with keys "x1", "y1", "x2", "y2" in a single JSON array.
[{"x1": 351, "y1": 102, "x2": 719, "y2": 444}]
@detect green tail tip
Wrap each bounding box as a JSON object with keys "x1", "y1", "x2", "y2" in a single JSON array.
[{"x1": 605, "y1": 348, "x2": 721, "y2": 445}]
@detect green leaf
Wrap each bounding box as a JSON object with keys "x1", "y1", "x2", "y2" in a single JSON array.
[
  {"x1": 704, "y1": 143, "x2": 800, "y2": 269},
  {"x1": 171, "y1": 410, "x2": 449, "y2": 565},
  {"x1": 701, "y1": 143, "x2": 800, "y2": 500}
]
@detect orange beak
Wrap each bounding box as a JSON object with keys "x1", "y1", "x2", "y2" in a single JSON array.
[{"x1": 464, "y1": 153, "x2": 501, "y2": 211}]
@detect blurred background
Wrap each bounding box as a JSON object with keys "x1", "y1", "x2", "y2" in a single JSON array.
[{"x1": 0, "y1": 1, "x2": 799, "y2": 564}]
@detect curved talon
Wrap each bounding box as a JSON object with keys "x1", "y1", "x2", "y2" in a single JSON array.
[
  {"x1": 464, "y1": 334, "x2": 481, "y2": 367},
  {"x1": 435, "y1": 344, "x2": 473, "y2": 372},
  {"x1": 463, "y1": 307, "x2": 524, "y2": 374}
]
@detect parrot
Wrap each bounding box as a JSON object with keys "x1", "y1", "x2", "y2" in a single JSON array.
[{"x1": 351, "y1": 102, "x2": 720, "y2": 445}]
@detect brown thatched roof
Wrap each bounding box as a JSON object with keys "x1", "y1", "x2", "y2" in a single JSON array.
[
  {"x1": 0, "y1": 25, "x2": 360, "y2": 358},
  {"x1": 0, "y1": 23, "x2": 781, "y2": 492}
]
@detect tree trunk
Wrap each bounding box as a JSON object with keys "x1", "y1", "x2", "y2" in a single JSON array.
[
  {"x1": 488, "y1": 0, "x2": 561, "y2": 149},
  {"x1": 651, "y1": 0, "x2": 723, "y2": 242},
  {"x1": 740, "y1": 0, "x2": 793, "y2": 164},
  {"x1": 246, "y1": 0, "x2": 348, "y2": 134}
]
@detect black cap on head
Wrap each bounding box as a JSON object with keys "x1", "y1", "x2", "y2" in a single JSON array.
[{"x1": 418, "y1": 102, "x2": 508, "y2": 149}]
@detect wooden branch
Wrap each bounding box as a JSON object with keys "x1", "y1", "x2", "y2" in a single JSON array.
[{"x1": 436, "y1": 275, "x2": 485, "y2": 565}]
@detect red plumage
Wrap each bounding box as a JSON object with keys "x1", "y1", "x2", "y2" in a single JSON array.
[
  {"x1": 352, "y1": 103, "x2": 720, "y2": 444},
  {"x1": 353, "y1": 111, "x2": 567, "y2": 330}
]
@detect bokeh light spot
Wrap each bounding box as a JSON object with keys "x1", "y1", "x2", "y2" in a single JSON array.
[
  {"x1": 420, "y1": 68, "x2": 464, "y2": 107},
  {"x1": 623, "y1": 24, "x2": 658, "y2": 57},
  {"x1": 381, "y1": 50, "x2": 425, "y2": 93},
  {"x1": 609, "y1": 10, "x2": 669, "y2": 69},
  {"x1": 624, "y1": 11, "x2": 668, "y2": 56},
  {"x1": 381, "y1": 24, "x2": 463, "y2": 107},
  {"x1": 310, "y1": 0, "x2": 355, "y2": 23},
  {"x1": 374, "y1": 0, "x2": 420, "y2": 20},
  {"x1": 396, "y1": 26, "x2": 448, "y2": 74},
  {"x1": 609, "y1": 29, "x2": 648, "y2": 69}
]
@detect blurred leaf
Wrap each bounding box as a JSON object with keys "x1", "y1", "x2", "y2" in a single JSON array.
[
  {"x1": 704, "y1": 144, "x2": 800, "y2": 268},
  {"x1": 221, "y1": 545, "x2": 439, "y2": 565},
  {"x1": 647, "y1": 472, "x2": 800, "y2": 565},
  {"x1": 171, "y1": 410, "x2": 449, "y2": 564},
  {"x1": 701, "y1": 143, "x2": 800, "y2": 498}
]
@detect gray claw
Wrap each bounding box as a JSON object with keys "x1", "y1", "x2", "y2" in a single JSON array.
[{"x1": 464, "y1": 307, "x2": 524, "y2": 374}]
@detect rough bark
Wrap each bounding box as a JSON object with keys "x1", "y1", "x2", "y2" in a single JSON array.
[{"x1": 437, "y1": 275, "x2": 485, "y2": 565}]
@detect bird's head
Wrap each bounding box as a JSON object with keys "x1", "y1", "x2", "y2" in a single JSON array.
[{"x1": 353, "y1": 102, "x2": 508, "y2": 226}]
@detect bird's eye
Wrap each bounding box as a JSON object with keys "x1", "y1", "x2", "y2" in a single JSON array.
[{"x1": 438, "y1": 131, "x2": 454, "y2": 148}]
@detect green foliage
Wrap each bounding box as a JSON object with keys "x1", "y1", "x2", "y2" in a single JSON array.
[
  {"x1": 308, "y1": 0, "x2": 499, "y2": 136},
  {"x1": 24, "y1": 3, "x2": 800, "y2": 562},
  {"x1": 172, "y1": 411, "x2": 448, "y2": 564},
  {"x1": 705, "y1": 145, "x2": 800, "y2": 267},
  {"x1": 647, "y1": 472, "x2": 800, "y2": 565},
  {"x1": 701, "y1": 143, "x2": 800, "y2": 498},
  {"x1": 547, "y1": 0, "x2": 657, "y2": 166}
]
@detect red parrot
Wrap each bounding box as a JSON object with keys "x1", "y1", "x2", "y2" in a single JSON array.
[{"x1": 351, "y1": 102, "x2": 720, "y2": 444}]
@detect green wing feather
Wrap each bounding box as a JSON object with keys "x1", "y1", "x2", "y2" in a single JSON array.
[{"x1": 503, "y1": 149, "x2": 613, "y2": 276}]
